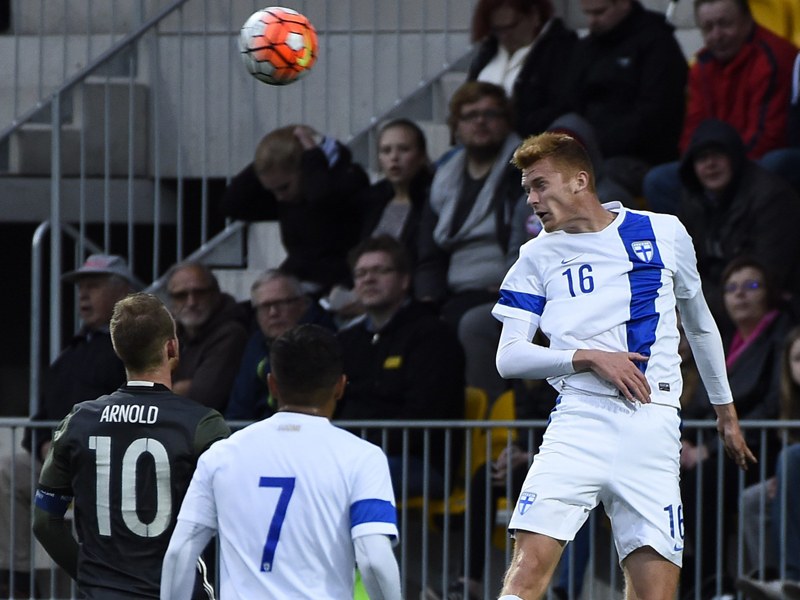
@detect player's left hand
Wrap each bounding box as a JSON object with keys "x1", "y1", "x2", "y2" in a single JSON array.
[{"x1": 715, "y1": 406, "x2": 757, "y2": 471}]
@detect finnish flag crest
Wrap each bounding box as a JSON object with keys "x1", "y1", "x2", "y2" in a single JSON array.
[
  {"x1": 631, "y1": 240, "x2": 654, "y2": 263},
  {"x1": 517, "y1": 491, "x2": 537, "y2": 515}
]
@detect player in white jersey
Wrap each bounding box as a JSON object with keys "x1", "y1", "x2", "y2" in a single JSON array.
[
  {"x1": 491, "y1": 133, "x2": 756, "y2": 600},
  {"x1": 160, "y1": 325, "x2": 401, "y2": 600}
]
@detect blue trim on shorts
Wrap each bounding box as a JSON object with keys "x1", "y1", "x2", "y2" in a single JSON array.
[
  {"x1": 497, "y1": 289, "x2": 546, "y2": 315},
  {"x1": 34, "y1": 488, "x2": 72, "y2": 515},
  {"x1": 617, "y1": 213, "x2": 664, "y2": 374},
  {"x1": 350, "y1": 498, "x2": 397, "y2": 528},
  {"x1": 546, "y1": 395, "x2": 562, "y2": 425}
]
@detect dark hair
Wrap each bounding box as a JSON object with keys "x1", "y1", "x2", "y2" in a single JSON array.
[
  {"x1": 779, "y1": 326, "x2": 800, "y2": 428},
  {"x1": 471, "y1": 0, "x2": 554, "y2": 42},
  {"x1": 512, "y1": 131, "x2": 597, "y2": 193},
  {"x1": 447, "y1": 81, "x2": 513, "y2": 135},
  {"x1": 347, "y1": 234, "x2": 411, "y2": 275},
  {"x1": 269, "y1": 324, "x2": 343, "y2": 404},
  {"x1": 377, "y1": 118, "x2": 428, "y2": 156},
  {"x1": 110, "y1": 293, "x2": 175, "y2": 372},
  {"x1": 720, "y1": 256, "x2": 783, "y2": 310},
  {"x1": 693, "y1": 0, "x2": 751, "y2": 16}
]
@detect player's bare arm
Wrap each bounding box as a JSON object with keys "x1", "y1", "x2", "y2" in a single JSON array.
[
  {"x1": 573, "y1": 349, "x2": 651, "y2": 403},
  {"x1": 713, "y1": 402, "x2": 757, "y2": 470}
]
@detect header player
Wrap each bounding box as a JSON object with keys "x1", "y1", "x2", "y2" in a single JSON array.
[
  {"x1": 491, "y1": 132, "x2": 755, "y2": 600},
  {"x1": 32, "y1": 293, "x2": 230, "y2": 598},
  {"x1": 161, "y1": 324, "x2": 401, "y2": 600}
]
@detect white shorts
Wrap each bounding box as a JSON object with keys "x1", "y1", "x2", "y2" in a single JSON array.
[{"x1": 508, "y1": 394, "x2": 684, "y2": 566}]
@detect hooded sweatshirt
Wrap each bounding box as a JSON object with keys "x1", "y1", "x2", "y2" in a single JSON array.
[{"x1": 678, "y1": 119, "x2": 800, "y2": 310}]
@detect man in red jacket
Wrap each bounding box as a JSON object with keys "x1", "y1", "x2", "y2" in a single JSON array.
[
  {"x1": 681, "y1": 0, "x2": 798, "y2": 158},
  {"x1": 644, "y1": 0, "x2": 800, "y2": 214}
]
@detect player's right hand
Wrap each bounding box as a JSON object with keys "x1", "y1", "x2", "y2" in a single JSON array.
[{"x1": 574, "y1": 349, "x2": 651, "y2": 403}]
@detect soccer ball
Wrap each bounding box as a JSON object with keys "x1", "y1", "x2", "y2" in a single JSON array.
[{"x1": 239, "y1": 7, "x2": 319, "y2": 86}]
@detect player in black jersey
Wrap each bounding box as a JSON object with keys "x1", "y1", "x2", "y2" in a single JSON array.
[{"x1": 32, "y1": 293, "x2": 230, "y2": 599}]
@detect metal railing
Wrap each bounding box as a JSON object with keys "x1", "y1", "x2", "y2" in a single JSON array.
[
  {"x1": 7, "y1": 0, "x2": 477, "y2": 414},
  {"x1": 1, "y1": 419, "x2": 797, "y2": 600}
]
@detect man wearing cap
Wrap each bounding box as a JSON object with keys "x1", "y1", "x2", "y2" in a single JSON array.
[{"x1": 0, "y1": 254, "x2": 138, "y2": 596}]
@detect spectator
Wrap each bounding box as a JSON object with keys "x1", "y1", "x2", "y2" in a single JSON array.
[
  {"x1": 322, "y1": 118, "x2": 434, "y2": 325},
  {"x1": 736, "y1": 326, "x2": 800, "y2": 598},
  {"x1": 415, "y1": 82, "x2": 524, "y2": 399},
  {"x1": 557, "y1": 0, "x2": 688, "y2": 197},
  {"x1": 644, "y1": 0, "x2": 800, "y2": 214},
  {"x1": 337, "y1": 235, "x2": 466, "y2": 498},
  {"x1": 0, "y1": 254, "x2": 137, "y2": 597},
  {"x1": 219, "y1": 124, "x2": 369, "y2": 293},
  {"x1": 676, "y1": 119, "x2": 800, "y2": 319},
  {"x1": 466, "y1": 0, "x2": 578, "y2": 137},
  {"x1": 166, "y1": 261, "x2": 248, "y2": 413},
  {"x1": 226, "y1": 269, "x2": 333, "y2": 422},
  {"x1": 358, "y1": 118, "x2": 433, "y2": 265},
  {"x1": 32, "y1": 293, "x2": 230, "y2": 598},
  {"x1": 680, "y1": 257, "x2": 794, "y2": 597},
  {"x1": 415, "y1": 81, "x2": 524, "y2": 329}
]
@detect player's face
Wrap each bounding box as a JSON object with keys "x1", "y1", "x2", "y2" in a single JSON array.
[
  {"x1": 580, "y1": 0, "x2": 630, "y2": 35},
  {"x1": 696, "y1": 0, "x2": 752, "y2": 63},
  {"x1": 693, "y1": 147, "x2": 733, "y2": 194},
  {"x1": 723, "y1": 266, "x2": 768, "y2": 327},
  {"x1": 252, "y1": 278, "x2": 307, "y2": 341},
  {"x1": 522, "y1": 157, "x2": 585, "y2": 233},
  {"x1": 353, "y1": 251, "x2": 409, "y2": 311},
  {"x1": 167, "y1": 266, "x2": 219, "y2": 330},
  {"x1": 455, "y1": 96, "x2": 511, "y2": 154},
  {"x1": 377, "y1": 126, "x2": 428, "y2": 189},
  {"x1": 789, "y1": 337, "x2": 800, "y2": 387},
  {"x1": 258, "y1": 169, "x2": 302, "y2": 203},
  {"x1": 76, "y1": 276, "x2": 129, "y2": 331}
]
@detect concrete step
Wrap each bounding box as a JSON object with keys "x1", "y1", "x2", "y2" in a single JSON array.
[
  {"x1": 0, "y1": 176, "x2": 176, "y2": 223},
  {"x1": 7, "y1": 78, "x2": 149, "y2": 177}
]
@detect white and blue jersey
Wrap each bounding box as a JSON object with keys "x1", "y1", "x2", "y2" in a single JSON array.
[
  {"x1": 175, "y1": 412, "x2": 398, "y2": 600},
  {"x1": 493, "y1": 202, "x2": 702, "y2": 409}
]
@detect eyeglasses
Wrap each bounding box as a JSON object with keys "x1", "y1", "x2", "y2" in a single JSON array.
[
  {"x1": 459, "y1": 109, "x2": 505, "y2": 123},
  {"x1": 723, "y1": 280, "x2": 763, "y2": 294},
  {"x1": 353, "y1": 266, "x2": 397, "y2": 280},
  {"x1": 169, "y1": 286, "x2": 214, "y2": 302},
  {"x1": 254, "y1": 296, "x2": 302, "y2": 312}
]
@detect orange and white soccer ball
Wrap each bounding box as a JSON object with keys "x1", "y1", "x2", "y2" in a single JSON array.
[{"x1": 239, "y1": 6, "x2": 319, "y2": 86}]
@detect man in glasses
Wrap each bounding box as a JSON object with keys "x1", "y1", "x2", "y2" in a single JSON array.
[
  {"x1": 226, "y1": 269, "x2": 334, "y2": 422},
  {"x1": 338, "y1": 235, "x2": 465, "y2": 498},
  {"x1": 416, "y1": 81, "x2": 524, "y2": 400},
  {"x1": 166, "y1": 261, "x2": 248, "y2": 413}
]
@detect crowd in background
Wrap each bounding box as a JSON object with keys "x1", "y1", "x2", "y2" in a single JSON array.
[{"x1": 3, "y1": 0, "x2": 800, "y2": 598}]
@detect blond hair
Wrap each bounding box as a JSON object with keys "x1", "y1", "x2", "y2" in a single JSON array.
[{"x1": 512, "y1": 132, "x2": 597, "y2": 193}]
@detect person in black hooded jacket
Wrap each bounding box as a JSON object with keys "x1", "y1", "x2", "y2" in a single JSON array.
[
  {"x1": 558, "y1": 0, "x2": 687, "y2": 197},
  {"x1": 678, "y1": 118, "x2": 800, "y2": 320}
]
